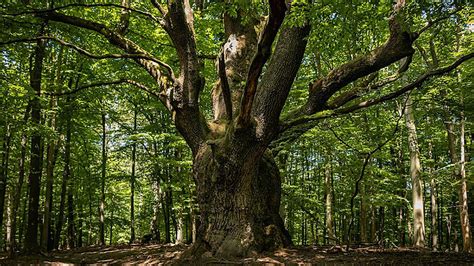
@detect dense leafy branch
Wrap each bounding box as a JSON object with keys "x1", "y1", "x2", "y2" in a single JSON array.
[
  {"x1": 0, "y1": 35, "x2": 174, "y2": 78},
  {"x1": 2, "y1": 3, "x2": 165, "y2": 25},
  {"x1": 45, "y1": 79, "x2": 161, "y2": 100},
  {"x1": 273, "y1": 52, "x2": 473, "y2": 154}
]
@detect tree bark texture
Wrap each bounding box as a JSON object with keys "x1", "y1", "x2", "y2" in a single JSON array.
[{"x1": 187, "y1": 145, "x2": 291, "y2": 258}]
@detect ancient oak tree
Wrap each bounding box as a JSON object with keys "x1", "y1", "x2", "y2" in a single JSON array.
[{"x1": 2, "y1": 0, "x2": 473, "y2": 259}]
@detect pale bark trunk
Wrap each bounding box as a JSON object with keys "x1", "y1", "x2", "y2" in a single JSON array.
[
  {"x1": 176, "y1": 211, "x2": 184, "y2": 244},
  {"x1": 130, "y1": 109, "x2": 137, "y2": 243},
  {"x1": 445, "y1": 107, "x2": 472, "y2": 252},
  {"x1": 428, "y1": 137, "x2": 438, "y2": 250},
  {"x1": 459, "y1": 109, "x2": 472, "y2": 252},
  {"x1": 99, "y1": 112, "x2": 106, "y2": 245},
  {"x1": 325, "y1": 162, "x2": 336, "y2": 245},
  {"x1": 405, "y1": 96, "x2": 425, "y2": 247}
]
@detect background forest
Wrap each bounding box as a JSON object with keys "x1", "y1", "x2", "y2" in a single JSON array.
[{"x1": 0, "y1": 0, "x2": 473, "y2": 261}]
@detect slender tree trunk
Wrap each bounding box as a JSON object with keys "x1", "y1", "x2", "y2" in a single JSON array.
[
  {"x1": 67, "y1": 173, "x2": 75, "y2": 249},
  {"x1": 130, "y1": 109, "x2": 137, "y2": 243},
  {"x1": 19, "y1": 187, "x2": 29, "y2": 249},
  {"x1": 360, "y1": 181, "x2": 368, "y2": 243},
  {"x1": 0, "y1": 123, "x2": 11, "y2": 233},
  {"x1": 325, "y1": 161, "x2": 336, "y2": 245},
  {"x1": 41, "y1": 46, "x2": 63, "y2": 252},
  {"x1": 41, "y1": 96, "x2": 58, "y2": 251},
  {"x1": 459, "y1": 108, "x2": 472, "y2": 252},
  {"x1": 176, "y1": 210, "x2": 184, "y2": 244},
  {"x1": 405, "y1": 96, "x2": 425, "y2": 247},
  {"x1": 445, "y1": 106, "x2": 472, "y2": 252},
  {"x1": 151, "y1": 174, "x2": 161, "y2": 243},
  {"x1": 5, "y1": 192, "x2": 13, "y2": 251},
  {"x1": 77, "y1": 191, "x2": 83, "y2": 248},
  {"x1": 428, "y1": 137, "x2": 438, "y2": 251},
  {"x1": 24, "y1": 31, "x2": 47, "y2": 254},
  {"x1": 109, "y1": 198, "x2": 113, "y2": 245},
  {"x1": 99, "y1": 112, "x2": 106, "y2": 245}
]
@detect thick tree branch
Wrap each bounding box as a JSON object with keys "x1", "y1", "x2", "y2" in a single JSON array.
[
  {"x1": 252, "y1": 24, "x2": 311, "y2": 140},
  {"x1": 32, "y1": 11, "x2": 176, "y2": 93},
  {"x1": 161, "y1": 0, "x2": 208, "y2": 153},
  {"x1": 236, "y1": 0, "x2": 287, "y2": 127},
  {"x1": 271, "y1": 52, "x2": 473, "y2": 155},
  {"x1": 283, "y1": 52, "x2": 473, "y2": 130},
  {"x1": 296, "y1": 1, "x2": 415, "y2": 116}
]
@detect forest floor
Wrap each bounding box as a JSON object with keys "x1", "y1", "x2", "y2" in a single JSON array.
[{"x1": 2, "y1": 244, "x2": 474, "y2": 265}]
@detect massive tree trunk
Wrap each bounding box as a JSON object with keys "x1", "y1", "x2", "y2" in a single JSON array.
[
  {"x1": 30, "y1": 0, "x2": 472, "y2": 260},
  {"x1": 405, "y1": 96, "x2": 425, "y2": 248},
  {"x1": 187, "y1": 145, "x2": 291, "y2": 258}
]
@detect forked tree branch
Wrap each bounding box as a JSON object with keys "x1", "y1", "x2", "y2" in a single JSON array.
[
  {"x1": 30, "y1": 10, "x2": 176, "y2": 92},
  {"x1": 236, "y1": 0, "x2": 287, "y2": 127},
  {"x1": 269, "y1": 52, "x2": 473, "y2": 155}
]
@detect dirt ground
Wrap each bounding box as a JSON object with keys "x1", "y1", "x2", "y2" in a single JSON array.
[{"x1": 1, "y1": 244, "x2": 474, "y2": 265}]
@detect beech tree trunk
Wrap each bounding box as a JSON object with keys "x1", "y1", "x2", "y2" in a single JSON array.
[
  {"x1": 41, "y1": 46, "x2": 63, "y2": 252},
  {"x1": 24, "y1": 31, "x2": 47, "y2": 254},
  {"x1": 324, "y1": 161, "x2": 336, "y2": 245},
  {"x1": 99, "y1": 112, "x2": 106, "y2": 245},
  {"x1": 428, "y1": 137, "x2": 438, "y2": 251},
  {"x1": 405, "y1": 96, "x2": 425, "y2": 248},
  {"x1": 445, "y1": 106, "x2": 472, "y2": 252},
  {"x1": 459, "y1": 109, "x2": 471, "y2": 252},
  {"x1": 130, "y1": 108, "x2": 137, "y2": 243}
]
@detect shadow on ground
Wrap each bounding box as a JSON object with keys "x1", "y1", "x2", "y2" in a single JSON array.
[{"x1": 1, "y1": 244, "x2": 474, "y2": 265}]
